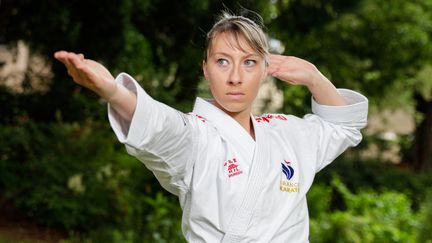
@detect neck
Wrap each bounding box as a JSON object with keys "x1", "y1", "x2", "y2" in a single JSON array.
[
  {"x1": 224, "y1": 108, "x2": 256, "y2": 140},
  {"x1": 210, "y1": 100, "x2": 256, "y2": 140}
]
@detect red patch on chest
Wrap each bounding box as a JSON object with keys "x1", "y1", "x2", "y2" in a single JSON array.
[{"x1": 224, "y1": 158, "x2": 243, "y2": 178}]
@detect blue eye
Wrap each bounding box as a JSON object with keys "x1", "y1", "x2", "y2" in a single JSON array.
[
  {"x1": 244, "y1": 59, "x2": 256, "y2": 66},
  {"x1": 217, "y1": 58, "x2": 229, "y2": 66}
]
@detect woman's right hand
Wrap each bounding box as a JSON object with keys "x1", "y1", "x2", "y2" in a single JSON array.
[{"x1": 54, "y1": 51, "x2": 118, "y2": 101}]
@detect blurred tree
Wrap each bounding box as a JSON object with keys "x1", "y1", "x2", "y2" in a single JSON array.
[
  {"x1": 2, "y1": 0, "x2": 432, "y2": 240},
  {"x1": 0, "y1": 0, "x2": 272, "y2": 123},
  {"x1": 269, "y1": 0, "x2": 432, "y2": 171},
  {"x1": 2, "y1": 0, "x2": 432, "y2": 170}
]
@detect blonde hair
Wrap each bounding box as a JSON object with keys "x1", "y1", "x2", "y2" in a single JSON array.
[{"x1": 204, "y1": 12, "x2": 269, "y2": 61}]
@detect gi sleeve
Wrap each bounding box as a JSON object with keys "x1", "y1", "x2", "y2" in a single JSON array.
[
  {"x1": 304, "y1": 88, "x2": 368, "y2": 172},
  {"x1": 108, "y1": 73, "x2": 197, "y2": 196}
]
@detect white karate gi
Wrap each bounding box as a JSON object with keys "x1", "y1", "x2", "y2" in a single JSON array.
[{"x1": 108, "y1": 73, "x2": 368, "y2": 243}]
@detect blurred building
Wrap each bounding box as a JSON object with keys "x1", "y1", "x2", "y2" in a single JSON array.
[{"x1": 0, "y1": 41, "x2": 52, "y2": 94}]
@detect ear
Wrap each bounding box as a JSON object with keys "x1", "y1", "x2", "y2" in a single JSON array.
[{"x1": 202, "y1": 60, "x2": 209, "y2": 80}]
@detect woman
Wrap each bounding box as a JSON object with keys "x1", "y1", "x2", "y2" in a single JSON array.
[{"x1": 55, "y1": 13, "x2": 368, "y2": 242}]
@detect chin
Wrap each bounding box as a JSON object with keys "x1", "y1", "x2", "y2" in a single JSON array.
[
  {"x1": 219, "y1": 102, "x2": 250, "y2": 114},
  {"x1": 212, "y1": 96, "x2": 253, "y2": 114}
]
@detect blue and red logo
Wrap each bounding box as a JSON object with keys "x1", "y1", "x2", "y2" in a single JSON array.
[
  {"x1": 281, "y1": 160, "x2": 294, "y2": 180},
  {"x1": 280, "y1": 159, "x2": 299, "y2": 192}
]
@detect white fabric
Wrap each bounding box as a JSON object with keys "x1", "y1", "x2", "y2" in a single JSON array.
[
  {"x1": 222, "y1": 113, "x2": 271, "y2": 242},
  {"x1": 108, "y1": 73, "x2": 368, "y2": 242}
]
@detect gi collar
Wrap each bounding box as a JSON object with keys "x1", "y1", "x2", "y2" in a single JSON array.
[{"x1": 192, "y1": 97, "x2": 256, "y2": 154}]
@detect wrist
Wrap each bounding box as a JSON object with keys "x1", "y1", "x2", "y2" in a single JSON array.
[
  {"x1": 306, "y1": 71, "x2": 326, "y2": 93},
  {"x1": 99, "y1": 80, "x2": 119, "y2": 102}
]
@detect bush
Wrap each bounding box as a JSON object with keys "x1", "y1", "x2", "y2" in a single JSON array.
[
  {"x1": 0, "y1": 121, "x2": 184, "y2": 242},
  {"x1": 0, "y1": 121, "x2": 134, "y2": 229},
  {"x1": 308, "y1": 176, "x2": 420, "y2": 242},
  {"x1": 1, "y1": 121, "x2": 430, "y2": 242},
  {"x1": 315, "y1": 158, "x2": 432, "y2": 209},
  {"x1": 417, "y1": 189, "x2": 432, "y2": 243}
]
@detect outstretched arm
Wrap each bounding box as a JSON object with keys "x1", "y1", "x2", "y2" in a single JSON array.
[
  {"x1": 267, "y1": 54, "x2": 346, "y2": 106},
  {"x1": 54, "y1": 51, "x2": 137, "y2": 121}
]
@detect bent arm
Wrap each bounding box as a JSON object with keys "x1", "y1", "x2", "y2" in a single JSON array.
[
  {"x1": 54, "y1": 51, "x2": 136, "y2": 121},
  {"x1": 306, "y1": 89, "x2": 368, "y2": 171},
  {"x1": 109, "y1": 73, "x2": 199, "y2": 195},
  {"x1": 306, "y1": 74, "x2": 346, "y2": 106},
  {"x1": 267, "y1": 54, "x2": 346, "y2": 106}
]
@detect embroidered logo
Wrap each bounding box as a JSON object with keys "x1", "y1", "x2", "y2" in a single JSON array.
[
  {"x1": 224, "y1": 158, "x2": 243, "y2": 178},
  {"x1": 255, "y1": 114, "x2": 287, "y2": 123},
  {"x1": 195, "y1": 114, "x2": 206, "y2": 123},
  {"x1": 188, "y1": 113, "x2": 207, "y2": 123},
  {"x1": 280, "y1": 160, "x2": 299, "y2": 192}
]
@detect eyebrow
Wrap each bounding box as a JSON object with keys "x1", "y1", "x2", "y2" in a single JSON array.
[{"x1": 211, "y1": 52, "x2": 261, "y2": 58}]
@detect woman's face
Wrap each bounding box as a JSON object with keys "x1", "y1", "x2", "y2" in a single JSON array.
[{"x1": 203, "y1": 32, "x2": 267, "y2": 116}]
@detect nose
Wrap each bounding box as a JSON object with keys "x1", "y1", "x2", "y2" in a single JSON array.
[{"x1": 228, "y1": 65, "x2": 242, "y2": 85}]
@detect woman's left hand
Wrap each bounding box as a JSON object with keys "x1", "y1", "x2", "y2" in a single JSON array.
[
  {"x1": 267, "y1": 54, "x2": 324, "y2": 88},
  {"x1": 267, "y1": 54, "x2": 346, "y2": 106}
]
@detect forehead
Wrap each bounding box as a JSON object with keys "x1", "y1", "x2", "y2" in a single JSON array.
[{"x1": 209, "y1": 32, "x2": 257, "y2": 56}]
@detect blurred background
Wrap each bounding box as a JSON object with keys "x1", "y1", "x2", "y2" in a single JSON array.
[{"x1": 1, "y1": 0, "x2": 432, "y2": 242}]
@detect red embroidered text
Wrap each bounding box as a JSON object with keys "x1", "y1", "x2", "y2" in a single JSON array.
[
  {"x1": 195, "y1": 115, "x2": 206, "y2": 123},
  {"x1": 224, "y1": 158, "x2": 243, "y2": 178},
  {"x1": 255, "y1": 114, "x2": 287, "y2": 123}
]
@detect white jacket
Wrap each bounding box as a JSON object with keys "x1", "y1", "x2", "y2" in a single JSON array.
[{"x1": 108, "y1": 73, "x2": 368, "y2": 242}]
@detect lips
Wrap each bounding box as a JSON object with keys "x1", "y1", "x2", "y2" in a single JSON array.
[
  {"x1": 226, "y1": 92, "x2": 244, "y2": 96},
  {"x1": 226, "y1": 92, "x2": 244, "y2": 101}
]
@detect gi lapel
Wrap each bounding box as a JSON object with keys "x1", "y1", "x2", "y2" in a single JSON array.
[
  {"x1": 192, "y1": 98, "x2": 269, "y2": 241},
  {"x1": 192, "y1": 98, "x2": 256, "y2": 166},
  {"x1": 222, "y1": 117, "x2": 270, "y2": 242}
]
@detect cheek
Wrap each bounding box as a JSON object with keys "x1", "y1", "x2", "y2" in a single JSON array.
[
  {"x1": 207, "y1": 69, "x2": 226, "y2": 89},
  {"x1": 247, "y1": 72, "x2": 264, "y2": 98},
  {"x1": 250, "y1": 71, "x2": 264, "y2": 87},
  {"x1": 208, "y1": 78, "x2": 223, "y2": 98}
]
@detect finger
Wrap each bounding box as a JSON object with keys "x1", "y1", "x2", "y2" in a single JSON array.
[
  {"x1": 267, "y1": 60, "x2": 282, "y2": 69},
  {"x1": 269, "y1": 55, "x2": 300, "y2": 66},
  {"x1": 267, "y1": 57, "x2": 283, "y2": 69},
  {"x1": 68, "y1": 53, "x2": 89, "y2": 79},
  {"x1": 64, "y1": 53, "x2": 78, "y2": 72},
  {"x1": 272, "y1": 72, "x2": 296, "y2": 84},
  {"x1": 68, "y1": 54, "x2": 99, "y2": 83},
  {"x1": 268, "y1": 54, "x2": 285, "y2": 63},
  {"x1": 266, "y1": 57, "x2": 283, "y2": 75},
  {"x1": 54, "y1": 50, "x2": 68, "y2": 60},
  {"x1": 266, "y1": 65, "x2": 279, "y2": 76},
  {"x1": 268, "y1": 54, "x2": 282, "y2": 62},
  {"x1": 54, "y1": 51, "x2": 71, "y2": 66},
  {"x1": 68, "y1": 53, "x2": 92, "y2": 75},
  {"x1": 63, "y1": 53, "x2": 86, "y2": 82}
]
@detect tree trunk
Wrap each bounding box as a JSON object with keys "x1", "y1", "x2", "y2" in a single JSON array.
[{"x1": 411, "y1": 92, "x2": 432, "y2": 171}]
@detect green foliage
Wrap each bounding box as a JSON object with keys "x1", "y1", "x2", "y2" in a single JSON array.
[
  {"x1": 309, "y1": 176, "x2": 420, "y2": 242},
  {"x1": 141, "y1": 192, "x2": 185, "y2": 242},
  {"x1": 2, "y1": 0, "x2": 432, "y2": 241},
  {"x1": 0, "y1": 121, "x2": 183, "y2": 242},
  {"x1": 417, "y1": 189, "x2": 432, "y2": 242},
  {"x1": 314, "y1": 158, "x2": 432, "y2": 210},
  {"x1": 64, "y1": 192, "x2": 184, "y2": 243},
  {"x1": 308, "y1": 156, "x2": 432, "y2": 241},
  {"x1": 0, "y1": 121, "x2": 431, "y2": 241},
  {"x1": 270, "y1": 0, "x2": 432, "y2": 112},
  {"x1": 411, "y1": 64, "x2": 432, "y2": 101},
  {"x1": 0, "y1": 121, "x2": 133, "y2": 229}
]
